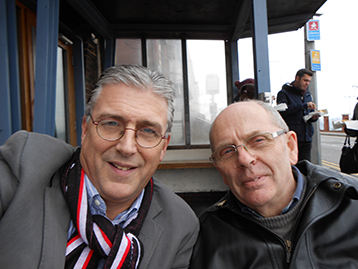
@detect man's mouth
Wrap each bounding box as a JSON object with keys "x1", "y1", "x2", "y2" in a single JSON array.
[
  {"x1": 110, "y1": 162, "x2": 133, "y2": 171},
  {"x1": 244, "y1": 176, "x2": 260, "y2": 184}
]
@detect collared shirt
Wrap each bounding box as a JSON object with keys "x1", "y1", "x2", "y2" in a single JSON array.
[
  {"x1": 67, "y1": 174, "x2": 144, "y2": 269},
  {"x1": 67, "y1": 173, "x2": 144, "y2": 238},
  {"x1": 281, "y1": 166, "x2": 304, "y2": 214},
  {"x1": 241, "y1": 165, "x2": 305, "y2": 218}
]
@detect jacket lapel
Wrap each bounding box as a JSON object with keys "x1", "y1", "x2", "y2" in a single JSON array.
[
  {"x1": 39, "y1": 175, "x2": 71, "y2": 269},
  {"x1": 138, "y1": 195, "x2": 163, "y2": 269}
]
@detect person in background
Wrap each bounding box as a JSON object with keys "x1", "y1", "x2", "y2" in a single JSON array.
[
  {"x1": 233, "y1": 78, "x2": 255, "y2": 102},
  {"x1": 276, "y1": 68, "x2": 319, "y2": 162},
  {"x1": 190, "y1": 100, "x2": 358, "y2": 268},
  {"x1": 352, "y1": 97, "x2": 358, "y2": 120},
  {"x1": 0, "y1": 64, "x2": 199, "y2": 269}
]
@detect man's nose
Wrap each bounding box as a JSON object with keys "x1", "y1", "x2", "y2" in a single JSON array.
[
  {"x1": 115, "y1": 129, "x2": 137, "y2": 155},
  {"x1": 235, "y1": 146, "x2": 256, "y2": 167}
]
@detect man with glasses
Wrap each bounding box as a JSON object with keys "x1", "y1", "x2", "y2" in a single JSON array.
[
  {"x1": 0, "y1": 65, "x2": 199, "y2": 268},
  {"x1": 190, "y1": 100, "x2": 358, "y2": 268}
]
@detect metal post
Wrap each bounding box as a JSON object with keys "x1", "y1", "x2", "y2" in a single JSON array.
[
  {"x1": 73, "y1": 38, "x2": 86, "y2": 145},
  {"x1": 251, "y1": 0, "x2": 271, "y2": 101},
  {"x1": 181, "y1": 39, "x2": 191, "y2": 145},
  {"x1": 7, "y1": 0, "x2": 22, "y2": 134},
  {"x1": 226, "y1": 40, "x2": 238, "y2": 104},
  {"x1": 304, "y1": 23, "x2": 321, "y2": 165},
  {"x1": 104, "y1": 38, "x2": 114, "y2": 69},
  {"x1": 0, "y1": 0, "x2": 12, "y2": 144},
  {"x1": 33, "y1": 0, "x2": 60, "y2": 135}
]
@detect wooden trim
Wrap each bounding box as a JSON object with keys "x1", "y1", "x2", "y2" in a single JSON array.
[
  {"x1": 167, "y1": 144, "x2": 210, "y2": 150},
  {"x1": 157, "y1": 161, "x2": 214, "y2": 169},
  {"x1": 58, "y1": 39, "x2": 77, "y2": 146},
  {"x1": 17, "y1": 1, "x2": 36, "y2": 131}
]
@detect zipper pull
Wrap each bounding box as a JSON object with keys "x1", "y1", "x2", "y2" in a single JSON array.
[{"x1": 286, "y1": 240, "x2": 292, "y2": 263}]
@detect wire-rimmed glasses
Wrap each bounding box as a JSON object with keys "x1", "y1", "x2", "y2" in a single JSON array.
[
  {"x1": 89, "y1": 114, "x2": 168, "y2": 149},
  {"x1": 210, "y1": 130, "x2": 287, "y2": 166}
]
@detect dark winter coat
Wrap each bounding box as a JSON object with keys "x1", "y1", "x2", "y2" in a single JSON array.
[
  {"x1": 190, "y1": 161, "x2": 358, "y2": 269},
  {"x1": 277, "y1": 83, "x2": 317, "y2": 142}
]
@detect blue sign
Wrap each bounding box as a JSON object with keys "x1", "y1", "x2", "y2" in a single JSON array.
[{"x1": 307, "y1": 20, "x2": 320, "y2": 41}]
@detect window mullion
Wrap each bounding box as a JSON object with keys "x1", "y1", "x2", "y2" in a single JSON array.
[
  {"x1": 142, "y1": 38, "x2": 147, "y2": 67},
  {"x1": 181, "y1": 39, "x2": 191, "y2": 146}
]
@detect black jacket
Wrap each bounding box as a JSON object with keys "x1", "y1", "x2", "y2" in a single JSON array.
[
  {"x1": 190, "y1": 161, "x2": 358, "y2": 269},
  {"x1": 277, "y1": 83, "x2": 317, "y2": 142},
  {"x1": 352, "y1": 102, "x2": 358, "y2": 120}
]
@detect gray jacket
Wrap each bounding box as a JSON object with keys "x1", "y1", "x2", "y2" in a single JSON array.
[{"x1": 0, "y1": 131, "x2": 199, "y2": 269}]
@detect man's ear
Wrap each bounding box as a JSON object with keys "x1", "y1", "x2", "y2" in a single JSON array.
[
  {"x1": 159, "y1": 133, "x2": 171, "y2": 162},
  {"x1": 287, "y1": 131, "x2": 298, "y2": 165},
  {"x1": 81, "y1": 116, "x2": 89, "y2": 145}
]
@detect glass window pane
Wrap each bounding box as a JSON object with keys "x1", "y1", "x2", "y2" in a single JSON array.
[
  {"x1": 55, "y1": 47, "x2": 67, "y2": 141},
  {"x1": 187, "y1": 40, "x2": 227, "y2": 145},
  {"x1": 115, "y1": 39, "x2": 142, "y2": 65},
  {"x1": 147, "y1": 39, "x2": 185, "y2": 145}
]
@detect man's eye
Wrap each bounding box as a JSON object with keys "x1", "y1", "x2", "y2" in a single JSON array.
[
  {"x1": 138, "y1": 128, "x2": 159, "y2": 137},
  {"x1": 249, "y1": 136, "x2": 269, "y2": 147},
  {"x1": 101, "y1": 120, "x2": 121, "y2": 128},
  {"x1": 220, "y1": 147, "x2": 235, "y2": 156},
  {"x1": 142, "y1": 128, "x2": 155, "y2": 133},
  {"x1": 252, "y1": 137, "x2": 265, "y2": 143}
]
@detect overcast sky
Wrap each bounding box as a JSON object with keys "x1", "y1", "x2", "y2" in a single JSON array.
[{"x1": 238, "y1": 0, "x2": 358, "y2": 122}]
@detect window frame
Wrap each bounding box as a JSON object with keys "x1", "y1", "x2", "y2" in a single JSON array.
[
  {"x1": 115, "y1": 37, "x2": 232, "y2": 168},
  {"x1": 57, "y1": 40, "x2": 78, "y2": 146}
]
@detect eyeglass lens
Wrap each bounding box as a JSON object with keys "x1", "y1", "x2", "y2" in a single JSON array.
[
  {"x1": 96, "y1": 119, "x2": 163, "y2": 148},
  {"x1": 213, "y1": 132, "x2": 279, "y2": 165}
]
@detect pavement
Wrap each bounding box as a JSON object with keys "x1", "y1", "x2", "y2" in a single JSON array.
[
  {"x1": 319, "y1": 130, "x2": 358, "y2": 178},
  {"x1": 320, "y1": 131, "x2": 347, "y2": 137}
]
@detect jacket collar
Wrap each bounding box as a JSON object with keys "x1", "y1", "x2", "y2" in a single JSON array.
[
  {"x1": 137, "y1": 190, "x2": 164, "y2": 269},
  {"x1": 282, "y1": 82, "x2": 309, "y2": 97}
]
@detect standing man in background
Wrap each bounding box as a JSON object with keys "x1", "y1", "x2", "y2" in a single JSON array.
[
  {"x1": 277, "y1": 68, "x2": 319, "y2": 162},
  {"x1": 352, "y1": 97, "x2": 358, "y2": 120}
]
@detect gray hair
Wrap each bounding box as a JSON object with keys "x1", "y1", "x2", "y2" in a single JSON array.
[
  {"x1": 85, "y1": 64, "x2": 175, "y2": 132},
  {"x1": 248, "y1": 100, "x2": 289, "y2": 132}
]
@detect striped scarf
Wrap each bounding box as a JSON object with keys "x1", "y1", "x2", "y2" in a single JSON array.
[{"x1": 61, "y1": 149, "x2": 153, "y2": 269}]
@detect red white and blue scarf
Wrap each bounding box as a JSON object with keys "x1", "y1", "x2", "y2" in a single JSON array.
[{"x1": 61, "y1": 149, "x2": 153, "y2": 269}]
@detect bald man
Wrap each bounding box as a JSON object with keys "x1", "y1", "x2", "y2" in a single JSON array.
[{"x1": 190, "y1": 100, "x2": 358, "y2": 269}]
